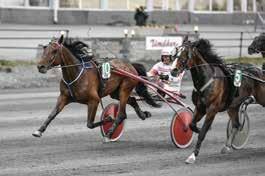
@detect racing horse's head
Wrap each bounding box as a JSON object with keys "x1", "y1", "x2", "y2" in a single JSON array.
[
  {"x1": 37, "y1": 34, "x2": 65, "y2": 73},
  {"x1": 171, "y1": 36, "x2": 194, "y2": 77},
  {"x1": 248, "y1": 33, "x2": 265, "y2": 57}
]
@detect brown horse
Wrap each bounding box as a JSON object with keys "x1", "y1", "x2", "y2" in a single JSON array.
[
  {"x1": 33, "y1": 34, "x2": 160, "y2": 140},
  {"x1": 248, "y1": 33, "x2": 265, "y2": 72},
  {"x1": 171, "y1": 37, "x2": 265, "y2": 164},
  {"x1": 248, "y1": 32, "x2": 265, "y2": 58}
]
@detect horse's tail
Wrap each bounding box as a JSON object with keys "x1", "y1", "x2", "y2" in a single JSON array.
[{"x1": 132, "y1": 63, "x2": 161, "y2": 108}]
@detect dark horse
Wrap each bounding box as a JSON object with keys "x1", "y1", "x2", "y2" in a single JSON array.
[
  {"x1": 33, "y1": 34, "x2": 160, "y2": 140},
  {"x1": 248, "y1": 33, "x2": 265, "y2": 71},
  {"x1": 171, "y1": 37, "x2": 265, "y2": 164}
]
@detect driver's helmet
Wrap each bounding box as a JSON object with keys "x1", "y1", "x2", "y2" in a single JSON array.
[{"x1": 161, "y1": 47, "x2": 173, "y2": 62}]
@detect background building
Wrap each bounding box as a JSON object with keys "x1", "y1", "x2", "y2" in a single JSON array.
[
  {"x1": 0, "y1": 0, "x2": 264, "y2": 25},
  {"x1": 1, "y1": 0, "x2": 264, "y2": 12}
]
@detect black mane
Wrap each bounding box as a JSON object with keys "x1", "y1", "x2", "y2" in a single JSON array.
[
  {"x1": 63, "y1": 38, "x2": 90, "y2": 62},
  {"x1": 192, "y1": 38, "x2": 224, "y2": 65},
  {"x1": 257, "y1": 33, "x2": 265, "y2": 42},
  {"x1": 260, "y1": 32, "x2": 265, "y2": 37}
]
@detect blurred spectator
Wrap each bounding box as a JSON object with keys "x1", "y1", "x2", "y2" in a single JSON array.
[
  {"x1": 134, "y1": 6, "x2": 148, "y2": 26},
  {"x1": 29, "y1": 0, "x2": 49, "y2": 6}
]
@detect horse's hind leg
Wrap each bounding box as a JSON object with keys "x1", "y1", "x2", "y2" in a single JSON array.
[
  {"x1": 221, "y1": 107, "x2": 240, "y2": 154},
  {"x1": 110, "y1": 89, "x2": 151, "y2": 120},
  {"x1": 32, "y1": 94, "x2": 69, "y2": 137},
  {"x1": 127, "y1": 96, "x2": 151, "y2": 120},
  {"x1": 86, "y1": 97, "x2": 101, "y2": 129},
  {"x1": 105, "y1": 84, "x2": 132, "y2": 140}
]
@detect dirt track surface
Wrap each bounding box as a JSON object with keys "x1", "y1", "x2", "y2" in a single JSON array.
[{"x1": 1, "y1": 82, "x2": 265, "y2": 176}]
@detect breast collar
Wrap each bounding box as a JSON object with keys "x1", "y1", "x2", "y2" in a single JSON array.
[{"x1": 194, "y1": 72, "x2": 216, "y2": 93}]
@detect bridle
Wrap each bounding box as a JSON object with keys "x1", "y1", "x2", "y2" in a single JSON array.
[
  {"x1": 42, "y1": 41, "x2": 95, "y2": 99},
  {"x1": 175, "y1": 44, "x2": 217, "y2": 93},
  {"x1": 249, "y1": 36, "x2": 265, "y2": 54},
  {"x1": 43, "y1": 41, "x2": 62, "y2": 69},
  {"x1": 173, "y1": 44, "x2": 195, "y2": 73}
]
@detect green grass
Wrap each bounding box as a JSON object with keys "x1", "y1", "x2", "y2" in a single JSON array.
[
  {"x1": 0, "y1": 60, "x2": 36, "y2": 67},
  {"x1": 225, "y1": 57, "x2": 264, "y2": 65}
]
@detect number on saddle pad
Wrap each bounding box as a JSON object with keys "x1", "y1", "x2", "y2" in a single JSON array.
[
  {"x1": 234, "y1": 69, "x2": 242, "y2": 87},
  {"x1": 102, "y1": 62, "x2": 111, "y2": 79}
]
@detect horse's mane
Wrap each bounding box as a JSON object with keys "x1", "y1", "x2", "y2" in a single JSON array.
[
  {"x1": 260, "y1": 32, "x2": 265, "y2": 36},
  {"x1": 63, "y1": 38, "x2": 91, "y2": 62},
  {"x1": 258, "y1": 33, "x2": 265, "y2": 40},
  {"x1": 192, "y1": 38, "x2": 224, "y2": 65}
]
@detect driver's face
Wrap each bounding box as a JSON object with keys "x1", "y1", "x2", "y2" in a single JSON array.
[{"x1": 162, "y1": 55, "x2": 171, "y2": 65}]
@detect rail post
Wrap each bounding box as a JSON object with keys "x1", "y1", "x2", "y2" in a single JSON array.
[
  {"x1": 239, "y1": 32, "x2": 243, "y2": 60},
  {"x1": 120, "y1": 29, "x2": 131, "y2": 61},
  {"x1": 65, "y1": 30, "x2": 70, "y2": 38},
  {"x1": 52, "y1": 0, "x2": 59, "y2": 24},
  {"x1": 193, "y1": 25, "x2": 199, "y2": 40}
]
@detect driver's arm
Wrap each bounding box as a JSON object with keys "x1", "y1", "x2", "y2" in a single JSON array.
[
  {"x1": 147, "y1": 63, "x2": 159, "y2": 77},
  {"x1": 169, "y1": 71, "x2": 185, "y2": 82}
]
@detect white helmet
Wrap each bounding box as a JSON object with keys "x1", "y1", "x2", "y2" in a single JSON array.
[
  {"x1": 161, "y1": 47, "x2": 172, "y2": 56},
  {"x1": 161, "y1": 47, "x2": 173, "y2": 61}
]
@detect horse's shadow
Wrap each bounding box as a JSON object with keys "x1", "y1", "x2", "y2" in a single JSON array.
[{"x1": 198, "y1": 147, "x2": 265, "y2": 164}]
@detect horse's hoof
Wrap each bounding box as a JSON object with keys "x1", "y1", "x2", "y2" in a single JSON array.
[
  {"x1": 105, "y1": 116, "x2": 114, "y2": 122},
  {"x1": 189, "y1": 124, "x2": 201, "y2": 134},
  {"x1": 144, "y1": 111, "x2": 152, "y2": 118},
  {"x1": 32, "y1": 130, "x2": 42, "y2": 137},
  {"x1": 221, "y1": 146, "x2": 232, "y2": 154},
  {"x1": 103, "y1": 137, "x2": 111, "y2": 143},
  {"x1": 185, "y1": 153, "x2": 196, "y2": 164}
]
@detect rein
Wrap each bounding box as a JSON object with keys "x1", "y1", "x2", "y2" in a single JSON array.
[
  {"x1": 177, "y1": 47, "x2": 265, "y2": 85},
  {"x1": 184, "y1": 48, "x2": 218, "y2": 93}
]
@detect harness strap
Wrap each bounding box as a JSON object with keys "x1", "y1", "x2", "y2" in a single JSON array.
[
  {"x1": 62, "y1": 59, "x2": 85, "y2": 86},
  {"x1": 199, "y1": 77, "x2": 214, "y2": 92},
  {"x1": 66, "y1": 84, "x2": 75, "y2": 100},
  {"x1": 62, "y1": 59, "x2": 94, "y2": 100},
  {"x1": 194, "y1": 73, "x2": 215, "y2": 93}
]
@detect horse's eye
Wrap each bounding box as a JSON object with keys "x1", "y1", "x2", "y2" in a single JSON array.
[{"x1": 43, "y1": 45, "x2": 47, "y2": 49}]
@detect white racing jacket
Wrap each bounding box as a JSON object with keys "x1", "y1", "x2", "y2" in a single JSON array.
[{"x1": 147, "y1": 61, "x2": 185, "y2": 93}]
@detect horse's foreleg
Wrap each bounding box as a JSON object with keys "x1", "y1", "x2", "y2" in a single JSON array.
[
  {"x1": 190, "y1": 107, "x2": 205, "y2": 133},
  {"x1": 186, "y1": 110, "x2": 216, "y2": 164},
  {"x1": 127, "y1": 96, "x2": 151, "y2": 120},
  {"x1": 32, "y1": 94, "x2": 69, "y2": 137},
  {"x1": 86, "y1": 98, "x2": 100, "y2": 129}
]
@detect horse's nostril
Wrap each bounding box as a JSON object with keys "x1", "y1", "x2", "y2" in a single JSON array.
[
  {"x1": 248, "y1": 47, "x2": 255, "y2": 54},
  {"x1": 37, "y1": 65, "x2": 47, "y2": 73},
  {"x1": 37, "y1": 65, "x2": 44, "y2": 69}
]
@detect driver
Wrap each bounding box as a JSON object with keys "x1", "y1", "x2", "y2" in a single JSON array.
[{"x1": 147, "y1": 47, "x2": 185, "y2": 94}]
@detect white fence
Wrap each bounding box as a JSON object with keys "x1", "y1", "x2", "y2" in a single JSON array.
[{"x1": 0, "y1": 27, "x2": 261, "y2": 61}]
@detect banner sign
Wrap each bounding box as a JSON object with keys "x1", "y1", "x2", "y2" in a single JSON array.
[{"x1": 145, "y1": 36, "x2": 183, "y2": 50}]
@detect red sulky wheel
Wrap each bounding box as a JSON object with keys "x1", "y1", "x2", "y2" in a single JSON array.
[
  {"x1": 100, "y1": 103, "x2": 125, "y2": 142},
  {"x1": 170, "y1": 108, "x2": 193, "y2": 148}
]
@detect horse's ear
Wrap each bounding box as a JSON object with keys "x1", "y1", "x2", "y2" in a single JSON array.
[
  {"x1": 58, "y1": 31, "x2": 65, "y2": 44},
  {"x1": 58, "y1": 35, "x2": 64, "y2": 44},
  {"x1": 182, "y1": 35, "x2": 189, "y2": 44}
]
